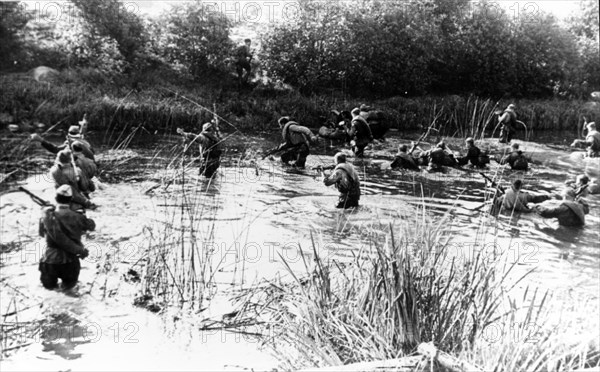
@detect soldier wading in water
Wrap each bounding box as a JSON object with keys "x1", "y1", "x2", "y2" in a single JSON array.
[
  {"x1": 321, "y1": 152, "x2": 361, "y2": 209},
  {"x1": 38, "y1": 185, "x2": 95, "y2": 290},
  {"x1": 177, "y1": 120, "x2": 223, "y2": 178}
]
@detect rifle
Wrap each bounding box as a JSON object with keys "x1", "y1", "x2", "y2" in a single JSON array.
[
  {"x1": 311, "y1": 164, "x2": 335, "y2": 172},
  {"x1": 79, "y1": 113, "x2": 88, "y2": 138},
  {"x1": 409, "y1": 118, "x2": 439, "y2": 155},
  {"x1": 19, "y1": 186, "x2": 52, "y2": 207},
  {"x1": 65, "y1": 134, "x2": 82, "y2": 184},
  {"x1": 212, "y1": 103, "x2": 222, "y2": 138},
  {"x1": 479, "y1": 172, "x2": 505, "y2": 195},
  {"x1": 581, "y1": 116, "x2": 589, "y2": 139},
  {"x1": 261, "y1": 145, "x2": 282, "y2": 159},
  {"x1": 261, "y1": 143, "x2": 298, "y2": 159},
  {"x1": 575, "y1": 184, "x2": 589, "y2": 198}
]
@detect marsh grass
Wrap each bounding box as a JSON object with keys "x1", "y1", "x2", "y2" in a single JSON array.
[
  {"x1": 139, "y1": 165, "x2": 222, "y2": 310},
  {"x1": 2, "y1": 70, "x2": 597, "y2": 144},
  {"x1": 240, "y1": 205, "x2": 600, "y2": 371}
]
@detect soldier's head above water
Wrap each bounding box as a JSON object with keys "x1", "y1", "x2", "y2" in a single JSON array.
[
  {"x1": 398, "y1": 144, "x2": 408, "y2": 153},
  {"x1": 511, "y1": 143, "x2": 520, "y2": 150},
  {"x1": 465, "y1": 137, "x2": 474, "y2": 146},
  {"x1": 512, "y1": 179, "x2": 523, "y2": 191},
  {"x1": 68, "y1": 125, "x2": 81, "y2": 138},
  {"x1": 506, "y1": 103, "x2": 516, "y2": 111},
  {"x1": 56, "y1": 149, "x2": 72, "y2": 165},
  {"x1": 351, "y1": 108, "x2": 360, "y2": 117},
  {"x1": 72, "y1": 143, "x2": 84, "y2": 155},
  {"x1": 359, "y1": 104, "x2": 372, "y2": 112},
  {"x1": 576, "y1": 174, "x2": 590, "y2": 185},
  {"x1": 586, "y1": 122, "x2": 596, "y2": 131},
  {"x1": 278, "y1": 116, "x2": 291, "y2": 127},
  {"x1": 55, "y1": 184, "x2": 73, "y2": 204},
  {"x1": 437, "y1": 141, "x2": 446, "y2": 149},
  {"x1": 334, "y1": 152, "x2": 346, "y2": 164}
]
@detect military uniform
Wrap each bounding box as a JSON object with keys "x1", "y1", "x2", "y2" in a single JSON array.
[
  {"x1": 500, "y1": 150, "x2": 528, "y2": 170},
  {"x1": 278, "y1": 121, "x2": 316, "y2": 168},
  {"x1": 499, "y1": 107, "x2": 517, "y2": 143},
  {"x1": 535, "y1": 200, "x2": 589, "y2": 226},
  {"x1": 457, "y1": 145, "x2": 484, "y2": 167},
  {"x1": 38, "y1": 187, "x2": 95, "y2": 289},
  {"x1": 348, "y1": 115, "x2": 373, "y2": 158},
  {"x1": 391, "y1": 152, "x2": 419, "y2": 170},
  {"x1": 50, "y1": 151, "x2": 94, "y2": 209},
  {"x1": 181, "y1": 126, "x2": 223, "y2": 178},
  {"x1": 323, "y1": 162, "x2": 361, "y2": 208}
]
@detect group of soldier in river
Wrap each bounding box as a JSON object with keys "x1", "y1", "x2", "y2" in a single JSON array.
[
  {"x1": 23, "y1": 114, "x2": 225, "y2": 290},
  {"x1": 17, "y1": 100, "x2": 600, "y2": 290}
]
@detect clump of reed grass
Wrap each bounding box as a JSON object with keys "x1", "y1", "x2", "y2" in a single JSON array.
[
  {"x1": 138, "y1": 174, "x2": 221, "y2": 310},
  {"x1": 248, "y1": 206, "x2": 599, "y2": 371}
]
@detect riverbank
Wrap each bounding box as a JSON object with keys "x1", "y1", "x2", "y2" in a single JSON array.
[{"x1": 1, "y1": 68, "x2": 599, "y2": 139}]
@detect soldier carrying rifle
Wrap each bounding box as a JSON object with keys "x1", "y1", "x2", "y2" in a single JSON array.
[{"x1": 319, "y1": 152, "x2": 361, "y2": 209}]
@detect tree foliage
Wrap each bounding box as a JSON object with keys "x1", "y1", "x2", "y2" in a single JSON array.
[
  {"x1": 261, "y1": 0, "x2": 598, "y2": 97},
  {"x1": 0, "y1": 2, "x2": 31, "y2": 69},
  {"x1": 152, "y1": 2, "x2": 233, "y2": 76},
  {"x1": 71, "y1": 0, "x2": 147, "y2": 64}
]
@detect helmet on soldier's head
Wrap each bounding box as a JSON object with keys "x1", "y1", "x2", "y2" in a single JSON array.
[
  {"x1": 202, "y1": 122, "x2": 214, "y2": 132},
  {"x1": 437, "y1": 141, "x2": 446, "y2": 149},
  {"x1": 466, "y1": 137, "x2": 474, "y2": 144},
  {"x1": 72, "y1": 143, "x2": 84, "y2": 154},
  {"x1": 512, "y1": 179, "x2": 523, "y2": 190},
  {"x1": 68, "y1": 125, "x2": 81, "y2": 138},
  {"x1": 576, "y1": 175, "x2": 590, "y2": 185},
  {"x1": 57, "y1": 149, "x2": 72, "y2": 164},
  {"x1": 334, "y1": 152, "x2": 346, "y2": 164},
  {"x1": 278, "y1": 116, "x2": 290, "y2": 127},
  {"x1": 56, "y1": 184, "x2": 73, "y2": 198},
  {"x1": 507, "y1": 104, "x2": 516, "y2": 110},
  {"x1": 399, "y1": 144, "x2": 408, "y2": 152},
  {"x1": 587, "y1": 122, "x2": 596, "y2": 131}
]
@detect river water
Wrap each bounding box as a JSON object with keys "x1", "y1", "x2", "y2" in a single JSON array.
[{"x1": 1, "y1": 130, "x2": 598, "y2": 370}]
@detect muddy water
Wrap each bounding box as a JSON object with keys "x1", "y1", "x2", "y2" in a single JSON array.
[{"x1": 1, "y1": 131, "x2": 599, "y2": 370}]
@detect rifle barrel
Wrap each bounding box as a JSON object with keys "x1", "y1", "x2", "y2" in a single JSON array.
[{"x1": 18, "y1": 186, "x2": 51, "y2": 206}]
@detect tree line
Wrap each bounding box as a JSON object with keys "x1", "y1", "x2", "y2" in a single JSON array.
[{"x1": 1, "y1": 0, "x2": 598, "y2": 99}]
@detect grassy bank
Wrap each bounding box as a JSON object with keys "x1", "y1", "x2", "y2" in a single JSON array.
[{"x1": 1, "y1": 68, "x2": 599, "y2": 142}]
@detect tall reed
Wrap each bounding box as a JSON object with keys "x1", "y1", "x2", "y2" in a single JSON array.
[{"x1": 247, "y1": 205, "x2": 599, "y2": 371}]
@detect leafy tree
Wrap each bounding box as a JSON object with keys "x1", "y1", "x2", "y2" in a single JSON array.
[
  {"x1": 566, "y1": 0, "x2": 600, "y2": 95},
  {"x1": 567, "y1": 0, "x2": 599, "y2": 39},
  {"x1": 71, "y1": 0, "x2": 147, "y2": 64},
  {"x1": 261, "y1": 0, "x2": 442, "y2": 95},
  {"x1": 0, "y1": 2, "x2": 31, "y2": 69},
  {"x1": 153, "y1": 2, "x2": 233, "y2": 76},
  {"x1": 511, "y1": 12, "x2": 579, "y2": 97}
]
